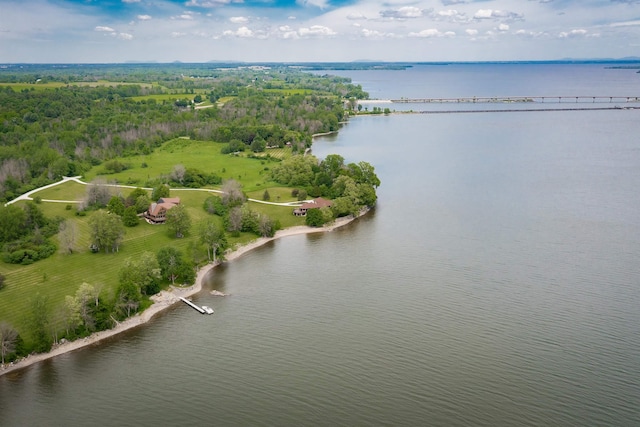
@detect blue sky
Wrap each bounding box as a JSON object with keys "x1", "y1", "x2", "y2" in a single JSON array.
[{"x1": 1, "y1": 0, "x2": 639, "y2": 62}]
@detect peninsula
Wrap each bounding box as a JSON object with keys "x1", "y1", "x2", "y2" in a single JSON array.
[{"x1": 0, "y1": 63, "x2": 378, "y2": 372}]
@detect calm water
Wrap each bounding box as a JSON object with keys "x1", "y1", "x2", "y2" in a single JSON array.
[{"x1": 2, "y1": 64, "x2": 640, "y2": 426}]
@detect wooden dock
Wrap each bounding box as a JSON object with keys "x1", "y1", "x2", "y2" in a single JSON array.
[
  {"x1": 179, "y1": 297, "x2": 206, "y2": 314},
  {"x1": 389, "y1": 96, "x2": 640, "y2": 104}
]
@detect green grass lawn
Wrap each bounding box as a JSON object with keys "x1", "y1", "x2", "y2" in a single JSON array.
[
  {"x1": 85, "y1": 138, "x2": 288, "y2": 193},
  {"x1": 32, "y1": 181, "x2": 88, "y2": 202}
]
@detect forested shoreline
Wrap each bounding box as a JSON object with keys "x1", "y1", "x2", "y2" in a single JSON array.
[{"x1": 0, "y1": 64, "x2": 378, "y2": 365}]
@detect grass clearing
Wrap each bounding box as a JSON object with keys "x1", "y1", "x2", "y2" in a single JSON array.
[
  {"x1": 84, "y1": 138, "x2": 287, "y2": 193},
  {"x1": 31, "y1": 181, "x2": 88, "y2": 202}
]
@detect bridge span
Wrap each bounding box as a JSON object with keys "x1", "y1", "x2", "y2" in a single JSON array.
[{"x1": 388, "y1": 96, "x2": 640, "y2": 104}]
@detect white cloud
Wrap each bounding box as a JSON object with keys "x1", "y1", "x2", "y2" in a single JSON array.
[
  {"x1": 298, "y1": 25, "x2": 336, "y2": 37},
  {"x1": 380, "y1": 7, "x2": 424, "y2": 19},
  {"x1": 236, "y1": 26, "x2": 254, "y2": 37},
  {"x1": 186, "y1": 0, "x2": 237, "y2": 6},
  {"x1": 409, "y1": 28, "x2": 455, "y2": 38},
  {"x1": 515, "y1": 29, "x2": 547, "y2": 38},
  {"x1": 474, "y1": 9, "x2": 523, "y2": 22},
  {"x1": 297, "y1": 0, "x2": 329, "y2": 9},
  {"x1": 559, "y1": 29, "x2": 587, "y2": 38},
  {"x1": 611, "y1": 20, "x2": 640, "y2": 27},
  {"x1": 347, "y1": 13, "x2": 367, "y2": 21},
  {"x1": 430, "y1": 8, "x2": 469, "y2": 23},
  {"x1": 277, "y1": 25, "x2": 299, "y2": 39},
  {"x1": 361, "y1": 28, "x2": 396, "y2": 39},
  {"x1": 474, "y1": 9, "x2": 493, "y2": 19},
  {"x1": 4, "y1": 0, "x2": 640, "y2": 63}
]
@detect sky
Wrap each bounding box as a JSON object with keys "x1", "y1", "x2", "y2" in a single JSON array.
[{"x1": 1, "y1": 0, "x2": 640, "y2": 63}]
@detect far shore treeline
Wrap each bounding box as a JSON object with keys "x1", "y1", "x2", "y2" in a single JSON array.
[{"x1": 0, "y1": 64, "x2": 378, "y2": 365}]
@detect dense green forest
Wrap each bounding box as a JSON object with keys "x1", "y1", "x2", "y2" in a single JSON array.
[{"x1": 0, "y1": 64, "x2": 368, "y2": 203}]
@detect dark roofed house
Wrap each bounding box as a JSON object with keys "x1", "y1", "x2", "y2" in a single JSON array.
[
  {"x1": 145, "y1": 197, "x2": 180, "y2": 224},
  {"x1": 293, "y1": 197, "x2": 332, "y2": 216}
]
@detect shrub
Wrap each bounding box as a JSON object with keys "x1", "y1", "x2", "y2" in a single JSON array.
[
  {"x1": 103, "y1": 160, "x2": 129, "y2": 174},
  {"x1": 305, "y1": 208, "x2": 325, "y2": 227}
]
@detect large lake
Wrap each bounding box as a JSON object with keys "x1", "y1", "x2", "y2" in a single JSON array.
[{"x1": 1, "y1": 63, "x2": 639, "y2": 426}]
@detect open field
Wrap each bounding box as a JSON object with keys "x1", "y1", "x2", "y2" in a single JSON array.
[
  {"x1": 85, "y1": 138, "x2": 291, "y2": 194},
  {"x1": 31, "y1": 181, "x2": 88, "y2": 202}
]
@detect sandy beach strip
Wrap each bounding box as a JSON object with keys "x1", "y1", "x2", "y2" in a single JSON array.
[{"x1": 0, "y1": 213, "x2": 362, "y2": 377}]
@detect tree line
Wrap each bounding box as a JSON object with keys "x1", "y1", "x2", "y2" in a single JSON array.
[{"x1": 271, "y1": 154, "x2": 380, "y2": 221}]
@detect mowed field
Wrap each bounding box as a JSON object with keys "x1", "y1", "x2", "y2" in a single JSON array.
[
  {"x1": 0, "y1": 138, "x2": 306, "y2": 339},
  {"x1": 84, "y1": 138, "x2": 291, "y2": 192}
]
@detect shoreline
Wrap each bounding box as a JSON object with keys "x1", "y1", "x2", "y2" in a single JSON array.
[{"x1": 0, "y1": 213, "x2": 364, "y2": 378}]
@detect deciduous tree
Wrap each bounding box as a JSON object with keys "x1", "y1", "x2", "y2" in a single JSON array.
[
  {"x1": 71, "y1": 283, "x2": 100, "y2": 333},
  {"x1": 119, "y1": 252, "x2": 161, "y2": 295},
  {"x1": 0, "y1": 204, "x2": 27, "y2": 243},
  {"x1": 151, "y1": 184, "x2": 170, "y2": 201},
  {"x1": 227, "y1": 206, "x2": 243, "y2": 235},
  {"x1": 258, "y1": 214, "x2": 276, "y2": 237},
  {"x1": 122, "y1": 206, "x2": 139, "y2": 227},
  {"x1": 115, "y1": 281, "x2": 141, "y2": 319},
  {"x1": 107, "y1": 196, "x2": 125, "y2": 216},
  {"x1": 165, "y1": 204, "x2": 191, "y2": 238},
  {"x1": 88, "y1": 210, "x2": 125, "y2": 253},
  {"x1": 203, "y1": 195, "x2": 227, "y2": 216},
  {"x1": 27, "y1": 293, "x2": 52, "y2": 353},
  {"x1": 0, "y1": 322, "x2": 18, "y2": 364},
  {"x1": 199, "y1": 220, "x2": 227, "y2": 263},
  {"x1": 157, "y1": 247, "x2": 182, "y2": 285},
  {"x1": 84, "y1": 179, "x2": 112, "y2": 208},
  {"x1": 305, "y1": 208, "x2": 325, "y2": 227},
  {"x1": 221, "y1": 179, "x2": 245, "y2": 207},
  {"x1": 58, "y1": 219, "x2": 78, "y2": 254}
]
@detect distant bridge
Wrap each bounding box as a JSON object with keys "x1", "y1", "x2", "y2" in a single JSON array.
[{"x1": 389, "y1": 96, "x2": 640, "y2": 104}]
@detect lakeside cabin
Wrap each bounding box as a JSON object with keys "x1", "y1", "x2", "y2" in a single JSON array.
[
  {"x1": 293, "y1": 197, "x2": 333, "y2": 217},
  {"x1": 145, "y1": 197, "x2": 180, "y2": 224}
]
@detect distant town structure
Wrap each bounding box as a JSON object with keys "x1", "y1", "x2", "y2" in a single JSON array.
[
  {"x1": 145, "y1": 197, "x2": 180, "y2": 224},
  {"x1": 293, "y1": 197, "x2": 332, "y2": 217}
]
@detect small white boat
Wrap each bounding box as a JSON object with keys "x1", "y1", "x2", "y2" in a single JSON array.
[{"x1": 202, "y1": 305, "x2": 214, "y2": 315}]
